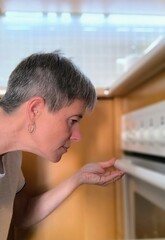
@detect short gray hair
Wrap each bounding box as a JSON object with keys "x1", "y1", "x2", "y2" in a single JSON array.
[{"x1": 0, "y1": 51, "x2": 96, "y2": 113}]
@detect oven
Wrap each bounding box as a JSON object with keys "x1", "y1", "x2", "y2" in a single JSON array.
[{"x1": 115, "y1": 101, "x2": 165, "y2": 239}]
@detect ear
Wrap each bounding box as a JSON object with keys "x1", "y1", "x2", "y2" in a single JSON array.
[{"x1": 27, "y1": 96, "x2": 45, "y2": 121}]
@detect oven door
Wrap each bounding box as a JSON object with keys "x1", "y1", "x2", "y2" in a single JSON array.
[{"x1": 115, "y1": 157, "x2": 165, "y2": 240}]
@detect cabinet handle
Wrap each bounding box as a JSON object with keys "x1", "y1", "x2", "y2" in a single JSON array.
[{"x1": 115, "y1": 159, "x2": 165, "y2": 190}]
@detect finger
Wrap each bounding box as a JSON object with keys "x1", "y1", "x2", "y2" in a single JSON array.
[
  {"x1": 99, "y1": 158, "x2": 116, "y2": 169},
  {"x1": 102, "y1": 172, "x2": 124, "y2": 186},
  {"x1": 98, "y1": 170, "x2": 124, "y2": 185},
  {"x1": 111, "y1": 170, "x2": 125, "y2": 179}
]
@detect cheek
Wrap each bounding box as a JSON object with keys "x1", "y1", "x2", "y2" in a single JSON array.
[
  {"x1": 43, "y1": 124, "x2": 70, "y2": 145},
  {"x1": 36, "y1": 116, "x2": 71, "y2": 148}
]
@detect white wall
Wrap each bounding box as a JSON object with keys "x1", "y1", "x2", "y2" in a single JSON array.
[{"x1": 0, "y1": 13, "x2": 164, "y2": 88}]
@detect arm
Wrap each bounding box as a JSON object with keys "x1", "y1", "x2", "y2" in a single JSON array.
[{"x1": 13, "y1": 158, "x2": 124, "y2": 228}]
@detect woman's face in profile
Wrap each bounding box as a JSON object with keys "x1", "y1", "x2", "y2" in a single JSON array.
[{"x1": 30, "y1": 99, "x2": 86, "y2": 162}]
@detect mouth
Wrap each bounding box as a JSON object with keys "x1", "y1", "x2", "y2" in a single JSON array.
[{"x1": 62, "y1": 145, "x2": 69, "y2": 153}]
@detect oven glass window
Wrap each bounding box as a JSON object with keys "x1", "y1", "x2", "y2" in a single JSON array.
[{"x1": 135, "y1": 193, "x2": 165, "y2": 238}]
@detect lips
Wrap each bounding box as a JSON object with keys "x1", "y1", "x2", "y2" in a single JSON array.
[
  {"x1": 63, "y1": 143, "x2": 70, "y2": 149},
  {"x1": 63, "y1": 146, "x2": 67, "y2": 151},
  {"x1": 61, "y1": 145, "x2": 69, "y2": 153}
]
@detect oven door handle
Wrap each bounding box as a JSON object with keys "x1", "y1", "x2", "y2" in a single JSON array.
[{"x1": 115, "y1": 159, "x2": 165, "y2": 190}]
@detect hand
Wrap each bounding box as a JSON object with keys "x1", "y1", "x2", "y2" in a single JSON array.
[{"x1": 78, "y1": 158, "x2": 125, "y2": 186}]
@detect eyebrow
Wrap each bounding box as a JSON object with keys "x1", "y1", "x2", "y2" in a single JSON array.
[
  {"x1": 78, "y1": 114, "x2": 83, "y2": 119},
  {"x1": 75, "y1": 114, "x2": 83, "y2": 119}
]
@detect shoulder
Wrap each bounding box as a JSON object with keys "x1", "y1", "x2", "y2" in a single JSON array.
[{"x1": 5, "y1": 151, "x2": 22, "y2": 169}]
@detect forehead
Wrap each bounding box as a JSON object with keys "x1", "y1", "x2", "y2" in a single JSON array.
[{"x1": 58, "y1": 99, "x2": 87, "y2": 116}]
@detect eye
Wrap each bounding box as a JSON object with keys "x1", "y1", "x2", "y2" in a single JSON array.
[
  {"x1": 69, "y1": 118, "x2": 79, "y2": 127},
  {"x1": 71, "y1": 119, "x2": 78, "y2": 124}
]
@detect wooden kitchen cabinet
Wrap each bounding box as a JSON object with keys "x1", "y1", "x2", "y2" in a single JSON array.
[{"x1": 14, "y1": 99, "x2": 117, "y2": 240}]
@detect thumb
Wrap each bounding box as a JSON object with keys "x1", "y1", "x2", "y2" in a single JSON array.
[{"x1": 99, "y1": 158, "x2": 116, "y2": 169}]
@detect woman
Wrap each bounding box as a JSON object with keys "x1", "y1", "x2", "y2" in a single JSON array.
[{"x1": 0, "y1": 51, "x2": 124, "y2": 239}]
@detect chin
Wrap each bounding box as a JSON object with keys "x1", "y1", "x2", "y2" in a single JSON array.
[
  {"x1": 51, "y1": 158, "x2": 61, "y2": 163},
  {"x1": 42, "y1": 148, "x2": 66, "y2": 163},
  {"x1": 48, "y1": 154, "x2": 63, "y2": 163}
]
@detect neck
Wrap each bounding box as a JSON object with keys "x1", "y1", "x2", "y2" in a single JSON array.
[
  {"x1": 0, "y1": 106, "x2": 38, "y2": 156},
  {"x1": 0, "y1": 108, "x2": 23, "y2": 154}
]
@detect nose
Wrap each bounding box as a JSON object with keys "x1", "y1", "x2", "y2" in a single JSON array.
[{"x1": 70, "y1": 125, "x2": 81, "y2": 142}]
